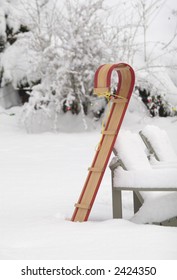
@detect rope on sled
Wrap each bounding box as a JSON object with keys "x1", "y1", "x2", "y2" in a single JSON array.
[{"x1": 94, "y1": 89, "x2": 127, "y2": 151}]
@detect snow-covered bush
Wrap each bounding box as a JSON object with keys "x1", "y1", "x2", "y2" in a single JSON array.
[
  {"x1": 135, "y1": 85, "x2": 175, "y2": 117},
  {"x1": 19, "y1": 0, "x2": 110, "y2": 131},
  {"x1": 134, "y1": 66, "x2": 177, "y2": 117},
  {"x1": 1, "y1": 0, "x2": 177, "y2": 131},
  {"x1": 0, "y1": 0, "x2": 32, "y2": 107}
]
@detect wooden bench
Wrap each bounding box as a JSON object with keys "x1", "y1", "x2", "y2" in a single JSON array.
[{"x1": 110, "y1": 129, "x2": 177, "y2": 226}]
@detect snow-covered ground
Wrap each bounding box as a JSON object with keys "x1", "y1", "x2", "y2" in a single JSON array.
[{"x1": 0, "y1": 105, "x2": 177, "y2": 260}]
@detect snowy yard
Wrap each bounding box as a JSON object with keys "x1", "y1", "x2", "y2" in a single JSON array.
[
  {"x1": 0, "y1": 107, "x2": 177, "y2": 260},
  {"x1": 0, "y1": 0, "x2": 177, "y2": 264}
]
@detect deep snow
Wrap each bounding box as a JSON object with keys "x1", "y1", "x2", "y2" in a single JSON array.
[{"x1": 0, "y1": 106, "x2": 177, "y2": 260}]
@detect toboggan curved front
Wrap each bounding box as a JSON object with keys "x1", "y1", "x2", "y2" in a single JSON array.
[{"x1": 71, "y1": 63, "x2": 135, "y2": 222}]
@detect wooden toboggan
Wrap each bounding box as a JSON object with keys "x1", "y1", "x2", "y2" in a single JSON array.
[{"x1": 71, "y1": 63, "x2": 135, "y2": 222}]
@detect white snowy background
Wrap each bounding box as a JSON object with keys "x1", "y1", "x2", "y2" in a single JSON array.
[{"x1": 0, "y1": 0, "x2": 177, "y2": 260}]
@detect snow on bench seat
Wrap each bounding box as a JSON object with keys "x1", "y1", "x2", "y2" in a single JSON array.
[
  {"x1": 113, "y1": 129, "x2": 177, "y2": 190},
  {"x1": 114, "y1": 166, "x2": 177, "y2": 190}
]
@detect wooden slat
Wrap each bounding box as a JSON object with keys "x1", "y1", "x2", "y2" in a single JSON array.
[
  {"x1": 75, "y1": 203, "x2": 91, "y2": 210},
  {"x1": 102, "y1": 130, "x2": 117, "y2": 135},
  {"x1": 88, "y1": 167, "x2": 104, "y2": 172},
  {"x1": 112, "y1": 97, "x2": 128, "y2": 104}
]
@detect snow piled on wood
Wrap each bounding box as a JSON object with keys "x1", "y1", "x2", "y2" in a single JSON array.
[
  {"x1": 141, "y1": 125, "x2": 177, "y2": 162},
  {"x1": 114, "y1": 167, "x2": 177, "y2": 189},
  {"x1": 114, "y1": 130, "x2": 151, "y2": 170},
  {"x1": 113, "y1": 127, "x2": 177, "y2": 224}
]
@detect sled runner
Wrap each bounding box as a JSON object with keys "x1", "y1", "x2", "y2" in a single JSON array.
[{"x1": 71, "y1": 63, "x2": 135, "y2": 222}]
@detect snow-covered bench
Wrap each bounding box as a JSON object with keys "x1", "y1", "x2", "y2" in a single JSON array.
[{"x1": 110, "y1": 129, "x2": 177, "y2": 226}]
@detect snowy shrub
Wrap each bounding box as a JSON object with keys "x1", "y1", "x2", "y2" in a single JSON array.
[
  {"x1": 1, "y1": 0, "x2": 177, "y2": 131},
  {"x1": 135, "y1": 86, "x2": 173, "y2": 117},
  {"x1": 20, "y1": 0, "x2": 177, "y2": 131},
  {"x1": 21, "y1": 84, "x2": 60, "y2": 133},
  {"x1": 18, "y1": 0, "x2": 110, "y2": 132},
  {"x1": 0, "y1": 0, "x2": 32, "y2": 108}
]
